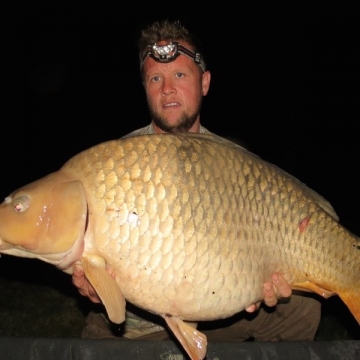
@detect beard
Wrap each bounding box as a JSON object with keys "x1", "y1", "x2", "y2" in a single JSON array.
[{"x1": 147, "y1": 99, "x2": 203, "y2": 134}]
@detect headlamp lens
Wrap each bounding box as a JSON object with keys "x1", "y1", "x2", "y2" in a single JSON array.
[
  {"x1": 152, "y1": 43, "x2": 178, "y2": 60},
  {"x1": 140, "y1": 42, "x2": 206, "y2": 72}
]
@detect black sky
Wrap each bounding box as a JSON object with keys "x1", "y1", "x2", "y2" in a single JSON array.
[{"x1": 2, "y1": 7, "x2": 358, "y2": 234}]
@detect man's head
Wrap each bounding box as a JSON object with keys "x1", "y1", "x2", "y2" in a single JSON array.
[
  {"x1": 138, "y1": 20, "x2": 211, "y2": 134},
  {"x1": 139, "y1": 20, "x2": 206, "y2": 76}
]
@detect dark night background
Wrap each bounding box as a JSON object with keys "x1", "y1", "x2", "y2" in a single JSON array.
[{"x1": 1, "y1": 5, "x2": 359, "y2": 339}]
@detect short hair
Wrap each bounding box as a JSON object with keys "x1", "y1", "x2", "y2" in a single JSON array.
[{"x1": 138, "y1": 20, "x2": 206, "y2": 73}]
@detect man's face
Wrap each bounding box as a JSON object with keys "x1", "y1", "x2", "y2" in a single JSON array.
[{"x1": 142, "y1": 42, "x2": 211, "y2": 133}]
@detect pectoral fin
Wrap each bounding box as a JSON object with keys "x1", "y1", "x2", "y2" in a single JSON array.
[
  {"x1": 81, "y1": 255, "x2": 125, "y2": 324},
  {"x1": 164, "y1": 315, "x2": 207, "y2": 360}
]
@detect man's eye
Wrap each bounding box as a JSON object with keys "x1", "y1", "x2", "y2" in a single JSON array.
[
  {"x1": 175, "y1": 73, "x2": 184, "y2": 78},
  {"x1": 151, "y1": 76, "x2": 161, "y2": 82}
]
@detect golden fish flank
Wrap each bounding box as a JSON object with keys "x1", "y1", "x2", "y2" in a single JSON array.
[{"x1": 0, "y1": 133, "x2": 359, "y2": 360}]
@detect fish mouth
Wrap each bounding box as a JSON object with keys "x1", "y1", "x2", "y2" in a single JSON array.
[{"x1": 0, "y1": 227, "x2": 86, "y2": 272}]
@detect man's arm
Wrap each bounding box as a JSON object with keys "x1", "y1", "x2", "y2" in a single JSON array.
[{"x1": 72, "y1": 265, "x2": 292, "y2": 311}]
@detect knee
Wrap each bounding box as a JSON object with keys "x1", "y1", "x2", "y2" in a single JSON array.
[
  {"x1": 253, "y1": 294, "x2": 322, "y2": 341},
  {"x1": 285, "y1": 295, "x2": 322, "y2": 341}
]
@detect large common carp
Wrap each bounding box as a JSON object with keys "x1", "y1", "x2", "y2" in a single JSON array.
[{"x1": 0, "y1": 133, "x2": 359, "y2": 360}]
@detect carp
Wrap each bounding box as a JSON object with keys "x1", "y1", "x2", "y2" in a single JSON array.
[{"x1": 0, "y1": 133, "x2": 359, "y2": 360}]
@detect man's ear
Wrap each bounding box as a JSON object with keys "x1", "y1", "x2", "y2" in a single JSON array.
[{"x1": 201, "y1": 70, "x2": 211, "y2": 96}]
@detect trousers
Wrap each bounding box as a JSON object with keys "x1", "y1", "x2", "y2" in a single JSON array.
[{"x1": 82, "y1": 293, "x2": 321, "y2": 342}]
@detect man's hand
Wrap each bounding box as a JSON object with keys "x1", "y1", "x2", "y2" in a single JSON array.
[
  {"x1": 72, "y1": 264, "x2": 101, "y2": 303},
  {"x1": 245, "y1": 272, "x2": 292, "y2": 313},
  {"x1": 72, "y1": 263, "x2": 117, "y2": 303}
]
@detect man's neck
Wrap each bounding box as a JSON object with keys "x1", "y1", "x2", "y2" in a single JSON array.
[{"x1": 151, "y1": 120, "x2": 201, "y2": 134}]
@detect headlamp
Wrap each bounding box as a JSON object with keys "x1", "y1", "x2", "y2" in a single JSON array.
[{"x1": 140, "y1": 42, "x2": 206, "y2": 72}]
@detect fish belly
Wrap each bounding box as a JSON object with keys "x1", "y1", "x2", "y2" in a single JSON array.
[{"x1": 62, "y1": 133, "x2": 360, "y2": 321}]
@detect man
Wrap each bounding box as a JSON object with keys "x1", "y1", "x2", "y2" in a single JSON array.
[{"x1": 73, "y1": 19, "x2": 321, "y2": 341}]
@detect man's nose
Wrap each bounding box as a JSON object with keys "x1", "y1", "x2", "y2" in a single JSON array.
[{"x1": 161, "y1": 79, "x2": 175, "y2": 95}]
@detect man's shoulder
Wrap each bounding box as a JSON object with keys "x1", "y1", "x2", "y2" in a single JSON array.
[
  {"x1": 200, "y1": 126, "x2": 250, "y2": 152},
  {"x1": 199, "y1": 125, "x2": 211, "y2": 135}
]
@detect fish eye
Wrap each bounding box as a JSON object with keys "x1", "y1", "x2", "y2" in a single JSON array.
[{"x1": 13, "y1": 196, "x2": 30, "y2": 212}]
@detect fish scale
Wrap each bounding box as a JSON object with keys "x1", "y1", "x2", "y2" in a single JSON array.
[
  {"x1": 71, "y1": 136, "x2": 258, "y2": 316},
  {"x1": 1, "y1": 133, "x2": 359, "y2": 360}
]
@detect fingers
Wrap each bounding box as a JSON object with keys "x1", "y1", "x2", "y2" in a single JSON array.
[
  {"x1": 72, "y1": 264, "x2": 101, "y2": 303},
  {"x1": 245, "y1": 302, "x2": 261, "y2": 313},
  {"x1": 263, "y1": 272, "x2": 292, "y2": 307},
  {"x1": 271, "y1": 272, "x2": 292, "y2": 298},
  {"x1": 72, "y1": 264, "x2": 85, "y2": 287},
  {"x1": 245, "y1": 272, "x2": 292, "y2": 312},
  {"x1": 263, "y1": 281, "x2": 278, "y2": 307}
]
